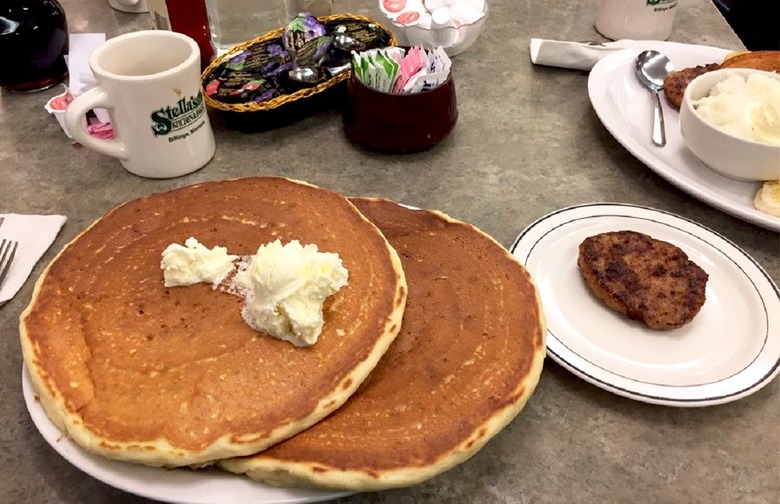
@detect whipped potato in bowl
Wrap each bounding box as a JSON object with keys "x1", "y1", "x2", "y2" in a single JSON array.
[
  {"x1": 693, "y1": 72, "x2": 780, "y2": 145},
  {"x1": 680, "y1": 68, "x2": 780, "y2": 182}
]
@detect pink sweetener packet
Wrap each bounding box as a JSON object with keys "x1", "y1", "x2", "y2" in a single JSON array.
[
  {"x1": 403, "y1": 46, "x2": 451, "y2": 93},
  {"x1": 393, "y1": 46, "x2": 426, "y2": 93},
  {"x1": 85, "y1": 112, "x2": 114, "y2": 140}
]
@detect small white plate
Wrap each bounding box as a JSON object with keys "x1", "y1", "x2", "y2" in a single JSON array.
[
  {"x1": 588, "y1": 40, "x2": 780, "y2": 232},
  {"x1": 510, "y1": 203, "x2": 780, "y2": 407},
  {"x1": 22, "y1": 366, "x2": 352, "y2": 504}
]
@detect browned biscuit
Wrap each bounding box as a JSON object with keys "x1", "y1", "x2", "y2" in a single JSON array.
[
  {"x1": 719, "y1": 50, "x2": 780, "y2": 72},
  {"x1": 578, "y1": 231, "x2": 708, "y2": 330}
]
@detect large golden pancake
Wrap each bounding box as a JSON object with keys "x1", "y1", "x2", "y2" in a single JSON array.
[
  {"x1": 20, "y1": 178, "x2": 407, "y2": 467},
  {"x1": 220, "y1": 198, "x2": 546, "y2": 490}
]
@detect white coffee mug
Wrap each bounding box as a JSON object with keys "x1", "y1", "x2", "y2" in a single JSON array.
[
  {"x1": 65, "y1": 30, "x2": 215, "y2": 179},
  {"x1": 595, "y1": 0, "x2": 678, "y2": 41},
  {"x1": 108, "y1": 0, "x2": 149, "y2": 13}
]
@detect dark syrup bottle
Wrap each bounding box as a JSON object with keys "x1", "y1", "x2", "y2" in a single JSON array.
[{"x1": 0, "y1": 0, "x2": 69, "y2": 93}]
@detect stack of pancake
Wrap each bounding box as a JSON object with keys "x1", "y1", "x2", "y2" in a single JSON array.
[{"x1": 20, "y1": 177, "x2": 546, "y2": 490}]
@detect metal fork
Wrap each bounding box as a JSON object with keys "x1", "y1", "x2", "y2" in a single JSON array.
[{"x1": 0, "y1": 238, "x2": 18, "y2": 291}]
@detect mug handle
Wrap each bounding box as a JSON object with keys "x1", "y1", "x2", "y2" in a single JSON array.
[{"x1": 64, "y1": 87, "x2": 128, "y2": 160}]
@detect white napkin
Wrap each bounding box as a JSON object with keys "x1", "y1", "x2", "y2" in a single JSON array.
[
  {"x1": 529, "y1": 38, "x2": 636, "y2": 71},
  {"x1": 0, "y1": 214, "x2": 67, "y2": 303}
]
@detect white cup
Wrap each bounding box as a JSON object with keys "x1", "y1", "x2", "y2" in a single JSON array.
[
  {"x1": 595, "y1": 0, "x2": 678, "y2": 41},
  {"x1": 65, "y1": 30, "x2": 215, "y2": 179},
  {"x1": 108, "y1": 0, "x2": 149, "y2": 13}
]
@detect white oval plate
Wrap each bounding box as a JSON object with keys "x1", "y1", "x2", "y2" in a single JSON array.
[
  {"x1": 22, "y1": 366, "x2": 352, "y2": 504},
  {"x1": 510, "y1": 203, "x2": 780, "y2": 406},
  {"x1": 588, "y1": 40, "x2": 780, "y2": 232}
]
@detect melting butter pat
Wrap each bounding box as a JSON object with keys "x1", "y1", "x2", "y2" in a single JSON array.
[
  {"x1": 161, "y1": 237, "x2": 238, "y2": 288},
  {"x1": 232, "y1": 239, "x2": 349, "y2": 347}
]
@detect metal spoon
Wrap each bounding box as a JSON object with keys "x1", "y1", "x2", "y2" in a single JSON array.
[
  {"x1": 332, "y1": 33, "x2": 367, "y2": 52},
  {"x1": 287, "y1": 63, "x2": 351, "y2": 85},
  {"x1": 288, "y1": 66, "x2": 331, "y2": 85},
  {"x1": 635, "y1": 50, "x2": 675, "y2": 147}
]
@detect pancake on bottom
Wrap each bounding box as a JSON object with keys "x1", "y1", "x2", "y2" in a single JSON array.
[
  {"x1": 220, "y1": 198, "x2": 546, "y2": 490},
  {"x1": 20, "y1": 177, "x2": 407, "y2": 467}
]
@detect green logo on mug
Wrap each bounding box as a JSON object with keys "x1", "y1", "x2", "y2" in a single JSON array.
[{"x1": 150, "y1": 91, "x2": 206, "y2": 137}]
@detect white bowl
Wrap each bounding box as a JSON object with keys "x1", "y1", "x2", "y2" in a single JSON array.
[
  {"x1": 379, "y1": 0, "x2": 488, "y2": 57},
  {"x1": 679, "y1": 68, "x2": 780, "y2": 182}
]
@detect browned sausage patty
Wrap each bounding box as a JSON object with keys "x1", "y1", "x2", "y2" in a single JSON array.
[
  {"x1": 662, "y1": 63, "x2": 720, "y2": 109},
  {"x1": 578, "y1": 231, "x2": 709, "y2": 330}
]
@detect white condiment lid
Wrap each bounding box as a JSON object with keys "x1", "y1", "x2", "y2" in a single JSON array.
[{"x1": 431, "y1": 6, "x2": 453, "y2": 26}]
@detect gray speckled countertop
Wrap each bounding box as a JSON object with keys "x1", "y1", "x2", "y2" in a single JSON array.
[{"x1": 1, "y1": 0, "x2": 778, "y2": 503}]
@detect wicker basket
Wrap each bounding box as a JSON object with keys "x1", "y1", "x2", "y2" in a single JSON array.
[{"x1": 201, "y1": 13, "x2": 397, "y2": 115}]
